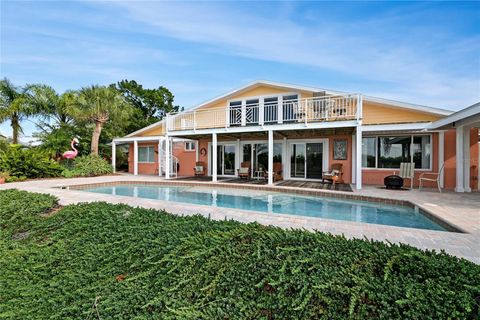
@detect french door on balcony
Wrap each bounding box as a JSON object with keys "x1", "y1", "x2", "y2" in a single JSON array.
[{"x1": 289, "y1": 141, "x2": 327, "y2": 179}]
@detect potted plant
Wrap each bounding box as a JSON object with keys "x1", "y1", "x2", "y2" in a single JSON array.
[{"x1": 0, "y1": 172, "x2": 10, "y2": 184}]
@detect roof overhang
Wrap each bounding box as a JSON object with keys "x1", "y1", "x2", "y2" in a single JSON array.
[{"x1": 427, "y1": 102, "x2": 480, "y2": 130}]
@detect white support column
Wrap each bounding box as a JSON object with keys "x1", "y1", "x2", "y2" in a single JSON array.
[
  {"x1": 212, "y1": 133, "x2": 218, "y2": 182},
  {"x1": 282, "y1": 136, "x2": 287, "y2": 178},
  {"x1": 236, "y1": 138, "x2": 241, "y2": 175},
  {"x1": 463, "y1": 126, "x2": 471, "y2": 192},
  {"x1": 355, "y1": 125, "x2": 362, "y2": 190},
  {"x1": 111, "y1": 141, "x2": 116, "y2": 173},
  {"x1": 133, "y1": 140, "x2": 138, "y2": 176},
  {"x1": 351, "y1": 133, "x2": 356, "y2": 184},
  {"x1": 268, "y1": 130, "x2": 274, "y2": 185},
  {"x1": 165, "y1": 136, "x2": 170, "y2": 179},
  {"x1": 438, "y1": 131, "x2": 445, "y2": 188},
  {"x1": 158, "y1": 139, "x2": 162, "y2": 176},
  {"x1": 277, "y1": 96, "x2": 283, "y2": 124},
  {"x1": 195, "y1": 140, "x2": 199, "y2": 162},
  {"x1": 455, "y1": 126, "x2": 464, "y2": 192}
]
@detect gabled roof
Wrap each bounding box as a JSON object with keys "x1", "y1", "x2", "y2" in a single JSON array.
[{"x1": 123, "y1": 80, "x2": 454, "y2": 138}]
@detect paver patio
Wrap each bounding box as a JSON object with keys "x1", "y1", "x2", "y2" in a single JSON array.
[{"x1": 1, "y1": 174, "x2": 478, "y2": 263}]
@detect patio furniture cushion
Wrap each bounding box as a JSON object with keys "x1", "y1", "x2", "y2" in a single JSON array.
[{"x1": 239, "y1": 167, "x2": 249, "y2": 174}]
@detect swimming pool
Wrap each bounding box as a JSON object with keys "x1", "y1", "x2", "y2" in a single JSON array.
[{"x1": 80, "y1": 184, "x2": 448, "y2": 231}]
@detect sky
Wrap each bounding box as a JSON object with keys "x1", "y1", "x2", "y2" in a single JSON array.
[{"x1": 1, "y1": 0, "x2": 479, "y2": 140}]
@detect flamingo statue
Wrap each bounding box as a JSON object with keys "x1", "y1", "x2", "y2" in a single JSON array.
[{"x1": 63, "y1": 138, "x2": 79, "y2": 160}]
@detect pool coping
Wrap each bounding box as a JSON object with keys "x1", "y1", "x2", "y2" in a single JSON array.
[{"x1": 64, "y1": 180, "x2": 465, "y2": 233}]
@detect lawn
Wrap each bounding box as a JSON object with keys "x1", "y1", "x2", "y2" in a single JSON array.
[{"x1": 0, "y1": 189, "x2": 479, "y2": 319}]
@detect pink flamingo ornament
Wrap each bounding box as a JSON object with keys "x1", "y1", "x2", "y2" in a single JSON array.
[{"x1": 63, "y1": 138, "x2": 79, "y2": 160}]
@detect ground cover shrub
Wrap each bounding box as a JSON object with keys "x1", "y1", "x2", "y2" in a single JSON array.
[
  {"x1": 0, "y1": 145, "x2": 63, "y2": 179},
  {"x1": 0, "y1": 189, "x2": 479, "y2": 319},
  {"x1": 61, "y1": 154, "x2": 113, "y2": 177}
]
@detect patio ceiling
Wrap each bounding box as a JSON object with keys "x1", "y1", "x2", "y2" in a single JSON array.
[{"x1": 169, "y1": 127, "x2": 355, "y2": 141}]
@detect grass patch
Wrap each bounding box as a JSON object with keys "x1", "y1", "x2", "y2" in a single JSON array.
[{"x1": 0, "y1": 189, "x2": 479, "y2": 319}]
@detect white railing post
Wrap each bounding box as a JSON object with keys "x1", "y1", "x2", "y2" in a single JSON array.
[
  {"x1": 111, "y1": 141, "x2": 116, "y2": 173},
  {"x1": 225, "y1": 106, "x2": 230, "y2": 128},
  {"x1": 356, "y1": 94, "x2": 363, "y2": 121},
  {"x1": 193, "y1": 111, "x2": 197, "y2": 131},
  {"x1": 277, "y1": 96, "x2": 283, "y2": 124},
  {"x1": 259, "y1": 98, "x2": 264, "y2": 126},
  {"x1": 241, "y1": 101, "x2": 246, "y2": 126}
]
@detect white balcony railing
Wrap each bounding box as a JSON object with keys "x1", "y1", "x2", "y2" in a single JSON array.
[{"x1": 167, "y1": 94, "x2": 359, "y2": 131}]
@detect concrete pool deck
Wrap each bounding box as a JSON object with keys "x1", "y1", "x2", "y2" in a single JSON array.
[{"x1": 1, "y1": 174, "x2": 479, "y2": 264}]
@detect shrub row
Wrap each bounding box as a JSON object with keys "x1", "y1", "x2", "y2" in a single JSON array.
[
  {"x1": 0, "y1": 189, "x2": 479, "y2": 319},
  {"x1": 61, "y1": 154, "x2": 113, "y2": 177}
]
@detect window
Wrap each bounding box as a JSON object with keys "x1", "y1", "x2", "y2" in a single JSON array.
[
  {"x1": 138, "y1": 146, "x2": 155, "y2": 163},
  {"x1": 362, "y1": 137, "x2": 376, "y2": 168},
  {"x1": 362, "y1": 135, "x2": 431, "y2": 170},
  {"x1": 185, "y1": 142, "x2": 196, "y2": 151}
]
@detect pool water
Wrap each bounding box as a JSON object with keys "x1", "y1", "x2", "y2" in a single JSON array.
[{"x1": 82, "y1": 184, "x2": 448, "y2": 231}]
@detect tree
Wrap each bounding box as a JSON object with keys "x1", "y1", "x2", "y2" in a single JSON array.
[
  {"x1": 110, "y1": 80, "x2": 181, "y2": 132},
  {"x1": 69, "y1": 85, "x2": 131, "y2": 155},
  {"x1": 0, "y1": 78, "x2": 34, "y2": 144},
  {"x1": 27, "y1": 84, "x2": 76, "y2": 128}
]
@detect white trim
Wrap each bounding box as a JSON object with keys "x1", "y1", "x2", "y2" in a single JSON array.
[
  {"x1": 362, "y1": 122, "x2": 431, "y2": 132},
  {"x1": 438, "y1": 131, "x2": 444, "y2": 188},
  {"x1": 125, "y1": 120, "x2": 165, "y2": 138},
  {"x1": 428, "y1": 102, "x2": 480, "y2": 129}
]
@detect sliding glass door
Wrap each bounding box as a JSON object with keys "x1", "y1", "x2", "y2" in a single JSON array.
[
  {"x1": 290, "y1": 142, "x2": 324, "y2": 179},
  {"x1": 211, "y1": 144, "x2": 236, "y2": 176}
]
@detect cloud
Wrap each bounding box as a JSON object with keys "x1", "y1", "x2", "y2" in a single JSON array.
[{"x1": 103, "y1": 1, "x2": 480, "y2": 109}]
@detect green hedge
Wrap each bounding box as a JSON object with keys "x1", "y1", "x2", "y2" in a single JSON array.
[
  {"x1": 62, "y1": 154, "x2": 113, "y2": 177},
  {"x1": 0, "y1": 145, "x2": 63, "y2": 179},
  {"x1": 0, "y1": 190, "x2": 478, "y2": 319}
]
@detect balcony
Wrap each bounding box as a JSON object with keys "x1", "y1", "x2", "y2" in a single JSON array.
[{"x1": 166, "y1": 94, "x2": 360, "y2": 132}]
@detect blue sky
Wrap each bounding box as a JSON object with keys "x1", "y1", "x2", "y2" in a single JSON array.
[{"x1": 1, "y1": 1, "x2": 479, "y2": 140}]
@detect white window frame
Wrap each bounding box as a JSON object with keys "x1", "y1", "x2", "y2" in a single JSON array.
[
  {"x1": 138, "y1": 146, "x2": 155, "y2": 163},
  {"x1": 362, "y1": 134, "x2": 432, "y2": 171},
  {"x1": 185, "y1": 141, "x2": 196, "y2": 151}
]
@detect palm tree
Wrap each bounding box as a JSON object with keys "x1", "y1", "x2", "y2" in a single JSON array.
[
  {"x1": 69, "y1": 85, "x2": 131, "y2": 155},
  {"x1": 27, "y1": 84, "x2": 77, "y2": 129},
  {"x1": 0, "y1": 78, "x2": 33, "y2": 144}
]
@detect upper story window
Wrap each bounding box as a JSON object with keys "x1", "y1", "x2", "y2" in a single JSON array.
[
  {"x1": 185, "y1": 141, "x2": 196, "y2": 151},
  {"x1": 138, "y1": 146, "x2": 155, "y2": 163}
]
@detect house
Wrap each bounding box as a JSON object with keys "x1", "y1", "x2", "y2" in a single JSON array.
[{"x1": 112, "y1": 80, "x2": 479, "y2": 192}]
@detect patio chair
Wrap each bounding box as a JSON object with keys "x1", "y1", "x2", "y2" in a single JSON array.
[
  {"x1": 237, "y1": 161, "x2": 251, "y2": 179},
  {"x1": 322, "y1": 163, "x2": 343, "y2": 186},
  {"x1": 193, "y1": 161, "x2": 206, "y2": 176},
  {"x1": 265, "y1": 162, "x2": 283, "y2": 182},
  {"x1": 394, "y1": 162, "x2": 414, "y2": 189},
  {"x1": 419, "y1": 164, "x2": 444, "y2": 192}
]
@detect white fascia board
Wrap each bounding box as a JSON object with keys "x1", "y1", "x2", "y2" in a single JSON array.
[
  {"x1": 362, "y1": 122, "x2": 431, "y2": 132},
  {"x1": 364, "y1": 96, "x2": 453, "y2": 116},
  {"x1": 166, "y1": 120, "x2": 358, "y2": 136},
  {"x1": 427, "y1": 102, "x2": 480, "y2": 129},
  {"x1": 113, "y1": 136, "x2": 195, "y2": 144}
]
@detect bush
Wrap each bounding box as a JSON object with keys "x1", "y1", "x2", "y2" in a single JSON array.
[
  {"x1": 0, "y1": 145, "x2": 63, "y2": 179},
  {"x1": 62, "y1": 154, "x2": 113, "y2": 177},
  {"x1": 0, "y1": 190, "x2": 479, "y2": 319}
]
